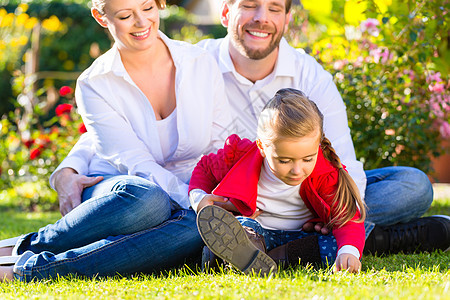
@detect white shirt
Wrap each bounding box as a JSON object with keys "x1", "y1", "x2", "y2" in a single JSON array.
[
  {"x1": 197, "y1": 36, "x2": 366, "y2": 199},
  {"x1": 255, "y1": 159, "x2": 314, "y2": 231},
  {"x1": 156, "y1": 108, "x2": 178, "y2": 161},
  {"x1": 52, "y1": 34, "x2": 366, "y2": 200},
  {"x1": 55, "y1": 32, "x2": 232, "y2": 209}
]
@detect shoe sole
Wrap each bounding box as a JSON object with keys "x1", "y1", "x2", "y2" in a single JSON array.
[
  {"x1": 197, "y1": 205, "x2": 277, "y2": 276},
  {"x1": 0, "y1": 237, "x2": 20, "y2": 249},
  {"x1": 432, "y1": 215, "x2": 450, "y2": 252},
  {"x1": 0, "y1": 256, "x2": 20, "y2": 266}
]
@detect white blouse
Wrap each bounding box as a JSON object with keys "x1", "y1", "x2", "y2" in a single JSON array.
[
  {"x1": 156, "y1": 108, "x2": 178, "y2": 162},
  {"x1": 73, "y1": 32, "x2": 233, "y2": 209}
]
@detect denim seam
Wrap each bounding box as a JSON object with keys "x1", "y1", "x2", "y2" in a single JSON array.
[{"x1": 28, "y1": 210, "x2": 188, "y2": 274}]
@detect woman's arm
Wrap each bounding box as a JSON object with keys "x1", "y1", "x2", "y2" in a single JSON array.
[{"x1": 75, "y1": 79, "x2": 191, "y2": 208}]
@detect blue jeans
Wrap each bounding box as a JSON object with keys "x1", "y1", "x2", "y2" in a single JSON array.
[
  {"x1": 12, "y1": 175, "x2": 203, "y2": 282},
  {"x1": 364, "y1": 166, "x2": 433, "y2": 238},
  {"x1": 237, "y1": 217, "x2": 338, "y2": 266}
]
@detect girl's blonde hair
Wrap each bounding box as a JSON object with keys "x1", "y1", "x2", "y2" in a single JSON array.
[
  {"x1": 92, "y1": 0, "x2": 167, "y2": 15},
  {"x1": 257, "y1": 88, "x2": 366, "y2": 228}
]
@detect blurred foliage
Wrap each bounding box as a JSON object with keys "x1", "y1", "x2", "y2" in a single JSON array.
[
  {"x1": 0, "y1": 1, "x2": 224, "y2": 211},
  {"x1": 1, "y1": 0, "x2": 448, "y2": 210},
  {"x1": 286, "y1": 0, "x2": 449, "y2": 175}
]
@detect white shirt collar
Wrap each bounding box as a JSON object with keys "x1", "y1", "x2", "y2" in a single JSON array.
[
  {"x1": 218, "y1": 35, "x2": 298, "y2": 84},
  {"x1": 85, "y1": 31, "x2": 183, "y2": 79}
]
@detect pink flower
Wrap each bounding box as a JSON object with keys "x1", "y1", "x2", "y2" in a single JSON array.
[
  {"x1": 370, "y1": 47, "x2": 390, "y2": 64},
  {"x1": 403, "y1": 69, "x2": 416, "y2": 81},
  {"x1": 333, "y1": 60, "x2": 348, "y2": 70},
  {"x1": 335, "y1": 72, "x2": 345, "y2": 81},
  {"x1": 55, "y1": 103, "x2": 73, "y2": 116},
  {"x1": 59, "y1": 86, "x2": 73, "y2": 97},
  {"x1": 426, "y1": 72, "x2": 442, "y2": 83},
  {"x1": 439, "y1": 121, "x2": 450, "y2": 139},
  {"x1": 428, "y1": 83, "x2": 445, "y2": 93},
  {"x1": 360, "y1": 18, "x2": 380, "y2": 37}
]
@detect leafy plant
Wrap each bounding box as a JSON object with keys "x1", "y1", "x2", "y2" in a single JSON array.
[{"x1": 287, "y1": 0, "x2": 449, "y2": 173}]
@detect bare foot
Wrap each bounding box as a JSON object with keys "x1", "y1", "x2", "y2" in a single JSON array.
[
  {"x1": 0, "y1": 247, "x2": 13, "y2": 257},
  {"x1": 0, "y1": 266, "x2": 14, "y2": 282}
]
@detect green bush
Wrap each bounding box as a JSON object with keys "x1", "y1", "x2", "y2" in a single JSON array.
[{"x1": 287, "y1": 0, "x2": 449, "y2": 173}]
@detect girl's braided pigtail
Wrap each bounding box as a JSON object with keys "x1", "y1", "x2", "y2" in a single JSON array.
[{"x1": 321, "y1": 136, "x2": 366, "y2": 227}]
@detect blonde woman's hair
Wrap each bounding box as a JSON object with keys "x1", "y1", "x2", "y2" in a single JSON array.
[
  {"x1": 257, "y1": 88, "x2": 366, "y2": 228},
  {"x1": 92, "y1": 0, "x2": 167, "y2": 15}
]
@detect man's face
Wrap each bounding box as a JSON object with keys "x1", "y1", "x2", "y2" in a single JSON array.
[{"x1": 221, "y1": 0, "x2": 291, "y2": 60}]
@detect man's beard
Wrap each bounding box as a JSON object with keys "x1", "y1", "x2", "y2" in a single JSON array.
[{"x1": 231, "y1": 23, "x2": 284, "y2": 60}]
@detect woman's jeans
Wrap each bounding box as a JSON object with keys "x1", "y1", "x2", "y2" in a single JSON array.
[
  {"x1": 11, "y1": 175, "x2": 203, "y2": 282},
  {"x1": 363, "y1": 166, "x2": 433, "y2": 238},
  {"x1": 237, "y1": 217, "x2": 338, "y2": 265}
]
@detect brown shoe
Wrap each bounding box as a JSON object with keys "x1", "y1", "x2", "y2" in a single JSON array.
[
  {"x1": 197, "y1": 205, "x2": 277, "y2": 276},
  {"x1": 267, "y1": 235, "x2": 322, "y2": 268}
]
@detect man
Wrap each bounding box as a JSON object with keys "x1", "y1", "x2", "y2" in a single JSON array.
[{"x1": 53, "y1": 0, "x2": 449, "y2": 255}]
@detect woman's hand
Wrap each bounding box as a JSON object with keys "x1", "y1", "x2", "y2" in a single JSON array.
[
  {"x1": 53, "y1": 168, "x2": 103, "y2": 216},
  {"x1": 333, "y1": 253, "x2": 361, "y2": 273}
]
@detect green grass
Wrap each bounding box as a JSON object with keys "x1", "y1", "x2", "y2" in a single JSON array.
[{"x1": 0, "y1": 188, "x2": 449, "y2": 299}]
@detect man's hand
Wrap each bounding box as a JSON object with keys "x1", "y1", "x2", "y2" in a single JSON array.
[
  {"x1": 53, "y1": 168, "x2": 103, "y2": 216},
  {"x1": 333, "y1": 253, "x2": 361, "y2": 273},
  {"x1": 302, "y1": 222, "x2": 330, "y2": 235}
]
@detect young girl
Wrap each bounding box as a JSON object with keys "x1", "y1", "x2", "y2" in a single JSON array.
[{"x1": 189, "y1": 88, "x2": 366, "y2": 275}]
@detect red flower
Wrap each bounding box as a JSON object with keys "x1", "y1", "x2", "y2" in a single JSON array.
[
  {"x1": 23, "y1": 139, "x2": 35, "y2": 149},
  {"x1": 59, "y1": 86, "x2": 73, "y2": 97},
  {"x1": 78, "y1": 123, "x2": 87, "y2": 133},
  {"x1": 56, "y1": 103, "x2": 73, "y2": 116},
  {"x1": 30, "y1": 147, "x2": 42, "y2": 160}
]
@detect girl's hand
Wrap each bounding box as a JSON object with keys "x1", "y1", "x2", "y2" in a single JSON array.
[
  {"x1": 249, "y1": 209, "x2": 263, "y2": 219},
  {"x1": 197, "y1": 194, "x2": 230, "y2": 213},
  {"x1": 333, "y1": 253, "x2": 361, "y2": 273}
]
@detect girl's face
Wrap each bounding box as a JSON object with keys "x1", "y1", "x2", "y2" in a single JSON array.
[
  {"x1": 257, "y1": 130, "x2": 320, "y2": 186},
  {"x1": 93, "y1": 0, "x2": 160, "y2": 53}
]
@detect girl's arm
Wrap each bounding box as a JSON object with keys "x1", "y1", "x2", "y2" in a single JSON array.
[{"x1": 189, "y1": 135, "x2": 254, "y2": 209}]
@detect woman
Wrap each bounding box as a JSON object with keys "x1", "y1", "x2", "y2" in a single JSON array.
[{"x1": 0, "y1": 0, "x2": 231, "y2": 281}]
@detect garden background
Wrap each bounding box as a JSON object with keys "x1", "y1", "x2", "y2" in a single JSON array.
[{"x1": 0, "y1": 0, "x2": 449, "y2": 299}]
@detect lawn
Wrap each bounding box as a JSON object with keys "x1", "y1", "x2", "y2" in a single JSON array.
[{"x1": 0, "y1": 186, "x2": 449, "y2": 299}]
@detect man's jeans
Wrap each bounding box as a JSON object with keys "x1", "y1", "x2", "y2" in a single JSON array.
[
  {"x1": 11, "y1": 175, "x2": 203, "y2": 282},
  {"x1": 364, "y1": 166, "x2": 433, "y2": 238}
]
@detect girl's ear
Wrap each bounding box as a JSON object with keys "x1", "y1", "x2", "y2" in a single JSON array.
[
  {"x1": 92, "y1": 8, "x2": 108, "y2": 28},
  {"x1": 220, "y1": 1, "x2": 230, "y2": 27},
  {"x1": 256, "y1": 139, "x2": 266, "y2": 158}
]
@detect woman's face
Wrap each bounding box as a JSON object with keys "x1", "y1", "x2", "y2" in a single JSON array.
[{"x1": 94, "y1": 0, "x2": 160, "y2": 53}]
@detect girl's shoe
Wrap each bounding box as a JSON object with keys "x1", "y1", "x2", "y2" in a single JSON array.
[{"x1": 197, "y1": 205, "x2": 277, "y2": 276}]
